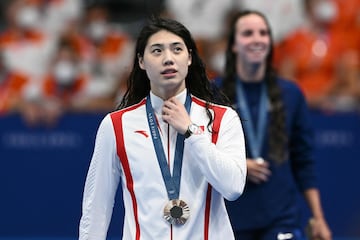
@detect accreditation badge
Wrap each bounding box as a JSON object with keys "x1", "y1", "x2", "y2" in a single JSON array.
[{"x1": 163, "y1": 199, "x2": 190, "y2": 225}]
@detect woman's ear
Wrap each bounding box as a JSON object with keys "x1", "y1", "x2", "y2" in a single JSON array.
[
  {"x1": 232, "y1": 43, "x2": 238, "y2": 54},
  {"x1": 138, "y1": 53, "x2": 145, "y2": 70},
  {"x1": 188, "y1": 50, "x2": 192, "y2": 66}
]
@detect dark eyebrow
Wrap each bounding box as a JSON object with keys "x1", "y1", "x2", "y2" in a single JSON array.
[
  {"x1": 149, "y1": 42, "x2": 185, "y2": 48},
  {"x1": 150, "y1": 43, "x2": 163, "y2": 49},
  {"x1": 171, "y1": 42, "x2": 184, "y2": 46}
]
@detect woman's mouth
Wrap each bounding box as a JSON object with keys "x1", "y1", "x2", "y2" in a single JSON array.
[{"x1": 161, "y1": 68, "x2": 177, "y2": 78}]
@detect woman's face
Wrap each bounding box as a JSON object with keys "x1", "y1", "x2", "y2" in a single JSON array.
[
  {"x1": 232, "y1": 14, "x2": 271, "y2": 67},
  {"x1": 139, "y1": 30, "x2": 192, "y2": 99}
]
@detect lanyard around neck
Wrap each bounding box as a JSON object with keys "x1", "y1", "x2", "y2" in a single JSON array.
[
  {"x1": 236, "y1": 78, "x2": 268, "y2": 158},
  {"x1": 146, "y1": 94, "x2": 192, "y2": 200}
]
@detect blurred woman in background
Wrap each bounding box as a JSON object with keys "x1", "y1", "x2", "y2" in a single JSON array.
[{"x1": 215, "y1": 10, "x2": 332, "y2": 240}]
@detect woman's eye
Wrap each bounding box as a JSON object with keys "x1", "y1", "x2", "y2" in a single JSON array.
[
  {"x1": 242, "y1": 30, "x2": 253, "y2": 37},
  {"x1": 260, "y1": 30, "x2": 269, "y2": 36},
  {"x1": 152, "y1": 48, "x2": 162, "y2": 54},
  {"x1": 174, "y1": 47, "x2": 183, "y2": 53}
]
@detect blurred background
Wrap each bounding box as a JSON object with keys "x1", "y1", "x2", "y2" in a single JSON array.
[{"x1": 0, "y1": 0, "x2": 359, "y2": 239}]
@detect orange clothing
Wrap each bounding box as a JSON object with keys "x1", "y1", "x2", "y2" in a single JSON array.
[
  {"x1": 331, "y1": 0, "x2": 360, "y2": 56},
  {"x1": 97, "y1": 32, "x2": 129, "y2": 59},
  {"x1": 274, "y1": 25, "x2": 358, "y2": 104},
  {"x1": 332, "y1": 0, "x2": 360, "y2": 31},
  {"x1": 0, "y1": 29, "x2": 44, "y2": 48},
  {"x1": 42, "y1": 73, "x2": 88, "y2": 105},
  {"x1": 0, "y1": 28, "x2": 53, "y2": 78},
  {"x1": 62, "y1": 33, "x2": 93, "y2": 60},
  {"x1": 66, "y1": 31, "x2": 130, "y2": 61},
  {"x1": 274, "y1": 0, "x2": 360, "y2": 106},
  {"x1": 0, "y1": 72, "x2": 29, "y2": 114}
]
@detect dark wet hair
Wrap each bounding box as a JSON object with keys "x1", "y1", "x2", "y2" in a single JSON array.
[
  {"x1": 222, "y1": 10, "x2": 288, "y2": 164},
  {"x1": 117, "y1": 16, "x2": 230, "y2": 129}
]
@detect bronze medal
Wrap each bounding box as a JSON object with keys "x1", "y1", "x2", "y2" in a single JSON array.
[{"x1": 163, "y1": 199, "x2": 190, "y2": 225}]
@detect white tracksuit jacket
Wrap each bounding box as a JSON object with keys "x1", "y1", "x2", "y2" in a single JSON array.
[{"x1": 79, "y1": 90, "x2": 247, "y2": 240}]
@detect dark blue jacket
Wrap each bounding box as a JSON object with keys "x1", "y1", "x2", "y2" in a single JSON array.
[{"x1": 215, "y1": 77, "x2": 317, "y2": 230}]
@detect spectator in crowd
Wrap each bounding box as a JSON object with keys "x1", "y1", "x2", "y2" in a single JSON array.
[
  {"x1": 39, "y1": 38, "x2": 89, "y2": 125},
  {"x1": 215, "y1": 10, "x2": 332, "y2": 240},
  {"x1": 79, "y1": 2, "x2": 134, "y2": 110},
  {"x1": 274, "y1": 0, "x2": 360, "y2": 110},
  {"x1": 0, "y1": 0, "x2": 56, "y2": 79},
  {"x1": 0, "y1": 50, "x2": 29, "y2": 115},
  {"x1": 0, "y1": 0, "x2": 56, "y2": 125},
  {"x1": 321, "y1": 55, "x2": 360, "y2": 112},
  {"x1": 321, "y1": 0, "x2": 360, "y2": 112},
  {"x1": 15, "y1": 37, "x2": 88, "y2": 126},
  {"x1": 79, "y1": 16, "x2": 246, "y2": 240}
]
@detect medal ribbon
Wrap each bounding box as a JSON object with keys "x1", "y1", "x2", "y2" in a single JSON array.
[
  {"x1": 236, "y1": 78, "x2": 268, "y2": 158},
  {"x1": 146, "y1": 94, "x2": 191, "y2": 200}
]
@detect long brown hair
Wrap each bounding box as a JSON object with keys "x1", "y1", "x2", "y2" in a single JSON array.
[{"x1": 222, "y1": 10, "x2": 288, "y2": 164}]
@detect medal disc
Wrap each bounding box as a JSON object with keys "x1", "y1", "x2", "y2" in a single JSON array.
[
  {"x1": 163, "y1": 199, "x2": 190, "y2": 225},
  {"x1": 255, "y1": 157, "x2": 264, "y2": 164}
]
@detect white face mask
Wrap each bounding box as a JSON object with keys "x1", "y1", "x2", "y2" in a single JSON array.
[
  {"x1": 16, "y1": 6, "x2": 41, "y2": 29},
  {"x1": 313, "y1": 0, "x2": 338, "y2": 22},
  {"x1": 87, "y1": 21, "x2": 108, "y2": 42},
  {"x1": 53, "y1": 61, "x2": 77, "y2": 86}
]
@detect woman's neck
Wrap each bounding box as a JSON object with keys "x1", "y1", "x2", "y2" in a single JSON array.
[
  {"x1": 236, "y1": 61, "x2": 265, "y2": 82},
  {"x1": 151, "y1": 86, "x2": 186, "y2": 100}
]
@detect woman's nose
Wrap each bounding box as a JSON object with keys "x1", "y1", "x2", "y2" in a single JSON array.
[
  {"x1": 163, "y1": 50, "x2": 174, "y2": 65},
  {"x1": 252, "y1": 32, "x2": 266, "y2": 42}
]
